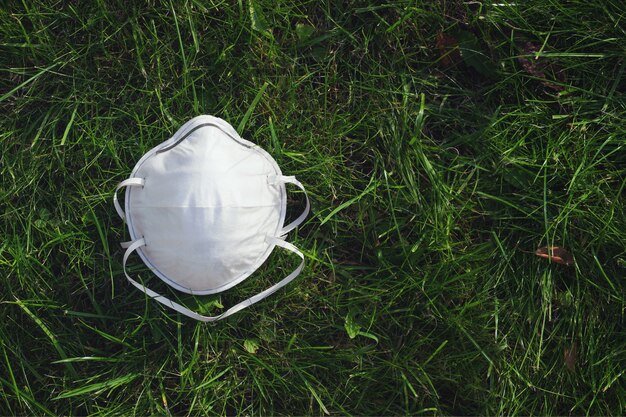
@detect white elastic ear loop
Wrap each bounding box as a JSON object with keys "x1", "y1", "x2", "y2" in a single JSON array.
[
  {"x1": 122, "y1": 236, "x2": 305, "y2": 322},
  {"x1": 273, "y1": 175, "x2": 310, "y2": 235},
  {"x1": 113, "y1": 177, "x2": 144, "y2": 221}
]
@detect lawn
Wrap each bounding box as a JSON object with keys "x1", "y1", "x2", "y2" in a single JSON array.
[{"x1": 1, "y1": 0, "x2": 624, "y2": 415}]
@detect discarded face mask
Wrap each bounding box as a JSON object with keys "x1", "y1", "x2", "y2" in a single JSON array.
[{"x1": 114, "y1": 115, "x2": 309, "y2": 321}]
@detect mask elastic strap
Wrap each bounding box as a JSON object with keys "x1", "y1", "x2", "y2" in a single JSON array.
[
  {"x1": 271, "y1": 175, "x2": 310, "y2": 235},
  {"x1": 113, "y1": 177, "x2": 144, "y2": 221},
  {"x1": 122, "y1": 236, "x2": 304, "y2": 322}
]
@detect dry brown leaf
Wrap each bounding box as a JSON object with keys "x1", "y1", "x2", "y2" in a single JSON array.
[
  {"x1": 436, "y1": 32, "x2": 461, "y2": 67},
  {"x1": 518, "y1": 42, "x2": 565, "y2": 92},
  {"x1": 535, "y1": 246, "x2": 575, "y2": 266},
  {"x1": 564, "y1": 342, "x2": 577, "y2": 371}
]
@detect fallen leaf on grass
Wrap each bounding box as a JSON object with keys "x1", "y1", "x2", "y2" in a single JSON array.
[
  {"x1": 436, "y1": 30, "x2": 497, "y2": 77},
  {"x1": 295, "y1": 23, "x2": 316, "y2": 42},
  {"x1": 456, "y1": 30, "x2": 498, "y2": 77},
  {"x1": 518, "y1": 42, "x2": 565, "y2": 91},
  {"x1": 535, "y1": 246, "x2": 575, "y2": 266},
  {"x1": 436, "y1": 32, "x2": 461, "y2": 67},
  {"x1": 244, "y1": 339, "x2": 260, "y2": 354},
  {"x1": 564, "y1": 342, "x2": 577, "y2": 371}
]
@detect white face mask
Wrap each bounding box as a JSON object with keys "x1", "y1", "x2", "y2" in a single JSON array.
[{"x1": 114, "y1": 115, "x2": 309, "y2": 321}]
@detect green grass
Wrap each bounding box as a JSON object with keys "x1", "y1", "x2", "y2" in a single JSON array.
[{"x1": 1, "y1": 0, "x2": 625, "y2": 415}]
